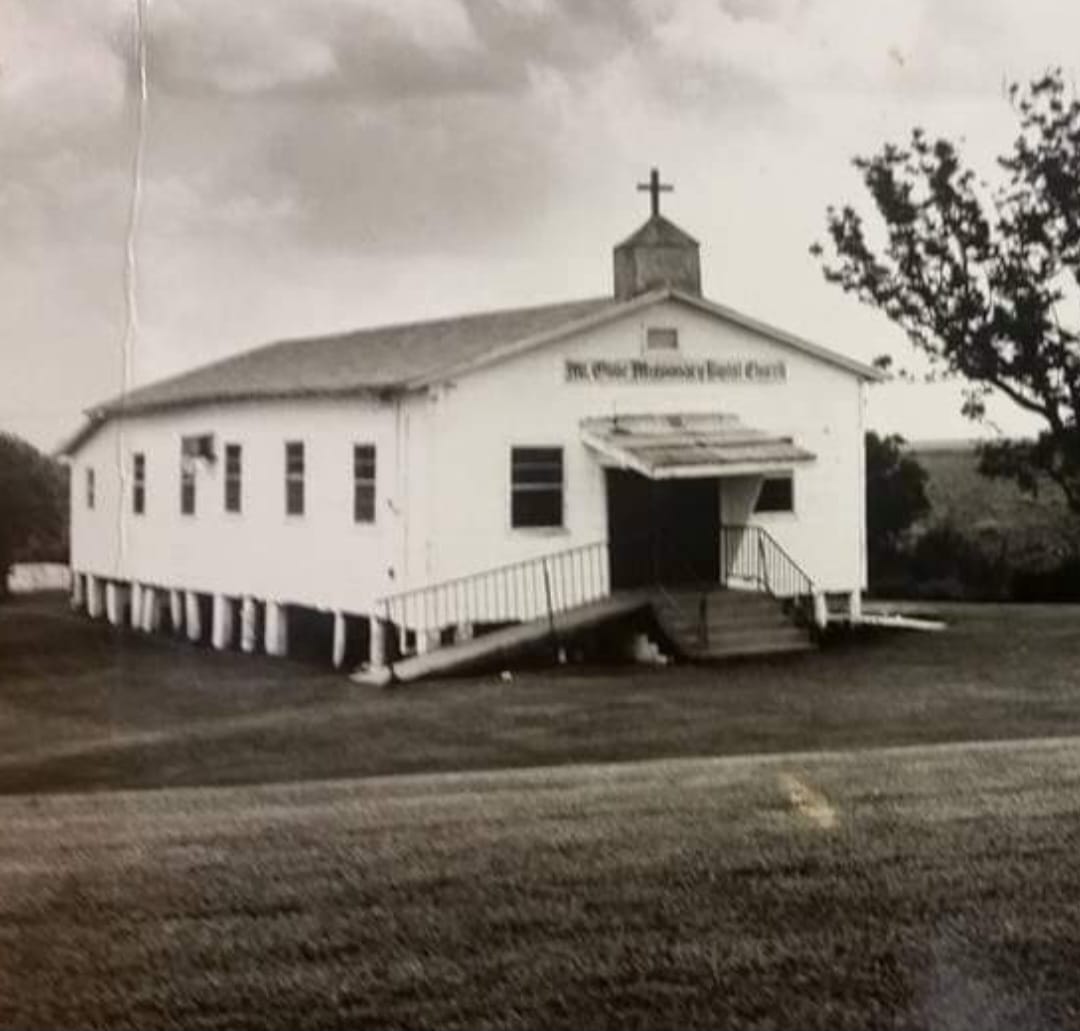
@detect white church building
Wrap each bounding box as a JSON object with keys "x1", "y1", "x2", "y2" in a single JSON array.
[{"x1": 62, "y1": 172, "x2": 884, "y2": 679}]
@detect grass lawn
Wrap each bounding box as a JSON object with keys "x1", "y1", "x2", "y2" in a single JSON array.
[
  {"x1": 1, "y1": 594, "x2": 1080, "y2": 793},
  {"x1": 3, "y1": 737, "x2": 1080, "y2": 1029}
]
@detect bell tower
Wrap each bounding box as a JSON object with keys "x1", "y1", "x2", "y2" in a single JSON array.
[{"x1": 613, "y1": 168, "x2": 702, "y2": 300}]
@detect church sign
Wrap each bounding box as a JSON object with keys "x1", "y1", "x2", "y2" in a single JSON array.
[{"x1": 564, "y1": 357, "x2": 787, "y2": 385}]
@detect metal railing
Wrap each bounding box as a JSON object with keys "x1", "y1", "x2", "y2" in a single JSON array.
[
  {"x1": 378, "y1": 539, "x2": 611, "y2": 656},
  {"x1": 720, "y1": 524, "x2": 816, "y2": 600},
  {"x1": 376, "y1": 524, "x2": 818, "y2": 660}
]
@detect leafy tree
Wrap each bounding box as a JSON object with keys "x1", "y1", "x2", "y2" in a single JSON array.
[
  {"x1": 865, "y1": 431, "x2": 930, "y2": 569},
  {"x1": 814, "y1": 70, "x2": 1080, "y2": 514},
  {"x1": 0, "y1": 432, "x2": 68, "y2": 600}
]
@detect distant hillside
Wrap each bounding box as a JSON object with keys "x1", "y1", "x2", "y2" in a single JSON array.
[{"x1": 909, "y1": 441, "x2": 1079, "y2": 571}]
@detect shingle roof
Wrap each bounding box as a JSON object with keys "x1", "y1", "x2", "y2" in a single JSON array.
[
  {"x1": 92, "y1": 296, "x2": 621, "y2": 419},
  {"x1": 60, "y1": 286, "x2": 885, "y2": 456}
]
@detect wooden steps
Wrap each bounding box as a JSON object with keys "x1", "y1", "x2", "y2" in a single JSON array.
[{"x1": 652, "y1": 587, "x2": 814, "y2": 660}]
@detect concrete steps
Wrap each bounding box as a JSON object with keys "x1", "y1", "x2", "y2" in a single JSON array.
[{"x1": 653, "y1": 587, "x2": 814, "y2": 660}]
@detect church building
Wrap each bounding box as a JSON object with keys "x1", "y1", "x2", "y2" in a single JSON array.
[{"x1": 61, "y1": 172, "x2": 884, "y2": 680}]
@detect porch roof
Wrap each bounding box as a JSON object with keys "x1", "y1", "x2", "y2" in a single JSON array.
[{"x1": 580, "y1": 413, "x2": 816, "y2": 479}]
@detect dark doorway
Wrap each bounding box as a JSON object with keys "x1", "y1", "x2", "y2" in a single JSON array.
[{"x1": 606, "y1": 470, "x2": 720, "y2": 588}]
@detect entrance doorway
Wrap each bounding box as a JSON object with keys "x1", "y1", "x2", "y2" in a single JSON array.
[{"x1": 606, "y1": 470, "x2": 720, "y2": 589}]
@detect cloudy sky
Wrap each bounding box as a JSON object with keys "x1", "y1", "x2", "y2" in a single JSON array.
[{"x1": 3, "y1": 0, "x2": 1079, "y2": 451}]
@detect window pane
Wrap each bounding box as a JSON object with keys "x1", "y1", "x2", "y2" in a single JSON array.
[
  {"x1": 132, "y1": 454, "x2": 145, "y2": 514},
  {"x1": 755, "y1": 476, "x2": 793, "y2": 513},
  {"x1": 286, "y1": 478, "x2": 304, "y2": 516},
  {"x1": 285, "y1": 442, "x2": 304, "y2": 474},
  {"x1": 511, "y1": 447, "x2": 563, "y2": 528},
  {"x1": 354, "y1": 484, "x2": 375, "y2": 523},
  {"x1": 646, "y1": 327, "x2": 678, "y2": 350},
  {"x1": 512, "y1": 489, "x2": 562, "y2": 528},
  {"x1": 224, "y1": 444, "x2": 242, "y2": 513},
  {"x1": 181, "y1": 476, "x2": 195, "y2": 515}
]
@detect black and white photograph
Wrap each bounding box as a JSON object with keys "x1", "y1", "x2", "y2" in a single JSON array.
[{"x1": 3, "y1": 1, "x2": 1080, "y2": 1027}]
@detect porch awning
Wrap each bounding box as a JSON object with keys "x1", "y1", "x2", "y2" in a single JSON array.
[{"x1": 580, "y1": 413, "x2": 815, "y2": 479}]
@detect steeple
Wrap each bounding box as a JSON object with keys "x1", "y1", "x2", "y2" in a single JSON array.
[{"x1": 613, "y1": 168, "x2": 702, "y2": 300}]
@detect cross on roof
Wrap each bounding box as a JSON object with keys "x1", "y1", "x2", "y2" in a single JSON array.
[{"x1": 637, "y1": 167, "x2": 673, "y2": 218}]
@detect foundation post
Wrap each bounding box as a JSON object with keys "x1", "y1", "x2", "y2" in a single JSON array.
[
  {"x1": 848, "y1": 589, "x2": 863, "y2": 622},
  {"x1": 169, "y1": 590, "x2": 184, "y2": 634},
  {"x1": 105, "y1": 582, "x2": 126, "y2": 626},
  {"x1": 71, "y1": 572, "x2": 85, "y2": 610},
  {"x1": 240, "y1": 597, "x2": 257, "y2": 653},
  {"x1": 454, "y1": 620, "x2": 474, "y2": 644},
  {"x1": 129, "y1": 582, "x2": 143, "y2": 630},
  {"x1": 185, "y1": 591, "x2": 202, "y2": 642},
  {"x1": 812, "y1": 590, "x2": 829, "y2": 630},
  {"x1": 332, "y1": 611, "x2": 347, "y2": 669},
  {"x1": 211, "y1": 594, "x2": 233, "y2": 650},
  {"x1": 369, "y1": 615, "x2": 386, "y2": 670},
  {"x1": 143, "y1": 588, "x2": 161, "y2": 633},
  {"x1": 86, "y1": 575, "x2": 103, "y2": 619},
  {"x1": 265, "y1": 602, "x2": 288, "y2": 657}
]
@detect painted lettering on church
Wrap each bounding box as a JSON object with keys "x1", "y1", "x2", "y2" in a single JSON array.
[{"x1": 564, "y1": 357, "x2": 786, "y2": 384}]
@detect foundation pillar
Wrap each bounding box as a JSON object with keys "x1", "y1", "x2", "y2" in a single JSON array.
[
  {"x1": 129, "y1": 582, "x2": 143, "y2": 630},
  {"x1": 848, "y1": 590, "x2": 863, "y2": 621},
  {"x1": 240, "y1": 597, "x2": 257, "y2": 653},
  {"x1": 454, "y1": 621, "x2": 474, "y2": 644},
  {"x1": 86, "y1": 575, "x2": 103, "y2": 619},
  {"x1": 71, "y1": 572, "x2": 85, "y2": 610},
  {"x1": 369, "y1": 615, "x2": 386, "y2": 669},
  {"x1": 211, "y1": 594, "x2": 234, "y2": 651},
  {"x1": 265, "y1": 602, "x2": 288, "y2": 657},
  {"x1": 105, "y1": 582, "x2": 127, "y2": 627},
  {"x1": 169, "y1": 590, "x2": 184, "y2": 634},
  {"x1": 142, "y1": 588, "x2": 161, "y2": 633},
  {"x1": 332, "y1": 611, "x2": 347, "y2": 669},
  {"x1": 812, "y1": 590, "x2": 829, "y2": 630},
  {"x1": 185, "y1": 591, "x2": 202, "y2": 642}
]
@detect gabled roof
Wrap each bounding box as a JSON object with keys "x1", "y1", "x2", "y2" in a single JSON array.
[{"x1": 60, "y1": 286, "x2": 885, "y2": 455}]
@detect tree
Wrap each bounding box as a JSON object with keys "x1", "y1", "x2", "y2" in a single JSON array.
[
  {"x1": 0, "y1": 432, "x2": 68, "y2": 600},
  {"x1": 813, "y1": 70, "x2": 1080, "y2": 515},
  {"x1": 865, "y1": 431, "x2": 930, "y2": 572}
]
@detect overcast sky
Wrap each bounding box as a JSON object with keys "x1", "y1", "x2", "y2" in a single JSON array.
[{"x1": 4, "y1": 0, "x2": 1080, "y2": 451}]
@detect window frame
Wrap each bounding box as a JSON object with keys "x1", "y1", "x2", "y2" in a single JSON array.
[
  {"x1": 132, "y1": 452, "x2": 145, "y2": 515},
  {"x1": 754, "y1": 474, "x2": 795, "y2": 515},
  {"x1": 285, "y1": 440, "x2": 305, "y2": 517},
  {"x1": 224, "y1": 443, "x2": 242, "y2": 514},
  {"x1": 645, "y1": 326, "x2": 679, "y2": 352},
  {"x1": 510, "y1": 445, "x2": 565, "y2": 531},
  {"x1": 353, "y1": 443, "x2": 376, "y2": 524},
  {"x1": 179, "y1": 453, "x2": 196, "y2": 516}
]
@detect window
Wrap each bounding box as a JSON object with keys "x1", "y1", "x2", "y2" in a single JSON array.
[
  {"x1": 755, "y1": 475, "x2": 794, "y2": 514},
  {"x1": 180, "y1": 450, "x2": 195, "y2": 515},
  {"x1": 132, "y1": 453, "x2": 145, "y2": 515},
  {"x1": 224, "y1": 444, "x2": 242, "y2": 513},
  {"x1": 285, "y1": 441, "x2": 305, "y2": 516},
  {"x1": 86, "y1": 467, "x2": 95, "y2": 510},
  {"x1": 353, "y1": 444, "x2": 376, "y2": 523},
  {"x1": 646, "y1": 326, "x2": 679, "y2": 351},
  {"x1": 511, "y1": 447, "x2": 564, "y2": 528}
]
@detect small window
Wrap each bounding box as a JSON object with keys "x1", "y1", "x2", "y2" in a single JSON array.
[
  {"x1": 132, "y1": 453, "x2": 145, "y2": 515},
  {"x1": 755, "y1": 475, "x2": 794, "y2": 514},
  {"x1": 224, "y1": 444, "x2": 242, "y2": 513},
  {"x1": 180, "y1": 449, "x2": 195, "y2": 516},
  {"x1": 353, "y1": 444, "x2": 376, "y2": 523},
  {"x1": 511, "y1": 447, "x2": 563, "y2": 528},
  {"x1": 86, "y1": 467, "x2": 95, "y2": 510},
  {"x1": 285, "y1": 441, "x2": 305, "y2": 516},
  {"x1": 646, "y1": 327, "x2": 679, "y2": 351}
]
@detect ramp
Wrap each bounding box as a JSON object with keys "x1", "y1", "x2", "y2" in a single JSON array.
[{"x1": 353, "y1": 591, "x2": 650, "y2": 685}]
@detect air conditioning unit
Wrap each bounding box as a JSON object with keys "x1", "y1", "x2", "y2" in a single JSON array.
[{"x1": 181, "y1": 433, "x2": 216, "y2": 464}]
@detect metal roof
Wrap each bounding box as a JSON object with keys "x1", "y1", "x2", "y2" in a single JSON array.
[{"x1": 580, "y1": 413, "x2": 816, "y2": 479}]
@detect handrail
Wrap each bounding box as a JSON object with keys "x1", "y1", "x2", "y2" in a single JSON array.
[
  {"x1": 375, "y1": 523, "x2": 817, "y2": 661},
  {"x1": 377, "y1": 539, "x2": 612, "y2": 660},
  {"x1": 721, "y1": 523, "x2": 815, "y2": 600}
]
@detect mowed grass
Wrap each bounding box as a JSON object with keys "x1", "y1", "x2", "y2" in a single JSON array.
[
  {"x1": 3, "y1": 739, "x2": 1080, "y2": 1029},
  {"x1": 2, "y1": 594, "x2": 1080, "y2": 793}
]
